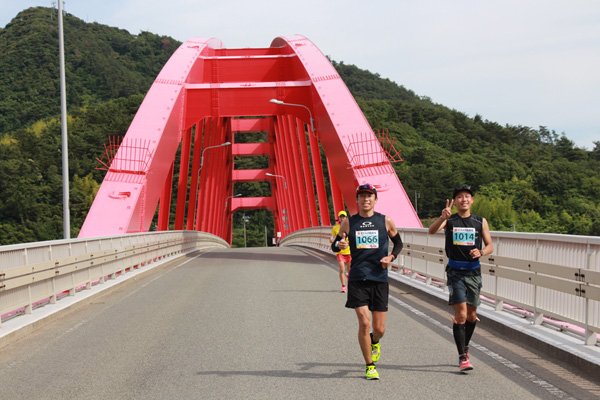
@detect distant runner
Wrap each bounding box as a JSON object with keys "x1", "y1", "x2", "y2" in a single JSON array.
[
  {"x1": 331, "y1": 210, "x2": 352, "y2": 293},
  {"x1": 428, "y1": 185, "x2": 493, "y2": 372},
  {"x1": 331, "y1": 183, "x2": 403, "y2": 380}
]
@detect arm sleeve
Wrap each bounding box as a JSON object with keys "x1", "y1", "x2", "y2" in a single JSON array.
[
  {"x1": 390, "y1": 232, "x2": 403, "y2": 260},
  {"x1": 331, "y1": 234, "x2": 342, "y2": 253}
]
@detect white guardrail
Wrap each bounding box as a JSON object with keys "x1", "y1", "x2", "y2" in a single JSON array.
[
  {"x1": 281, "y1": 227, "x2": 600, "y2": 345},
  {"x1": 0, "y1": 231, "x2": 228, "y2": 327}
]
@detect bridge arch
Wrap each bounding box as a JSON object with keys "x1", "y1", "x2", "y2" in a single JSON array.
[{"x1": 79, "y1": 35, "x2": 421, "y2": 242}]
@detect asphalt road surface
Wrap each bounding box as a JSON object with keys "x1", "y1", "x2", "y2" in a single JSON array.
[{"x1": 0, "y1": 246, "x2": 598, "y2": 399}]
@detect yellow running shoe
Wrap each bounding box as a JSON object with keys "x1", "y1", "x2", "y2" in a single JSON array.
[{"x1": 365, "y1": 364, "x2": 380, "y2": 380}]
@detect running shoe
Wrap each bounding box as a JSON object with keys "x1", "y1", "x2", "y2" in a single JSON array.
[
  {"x1": 341, "y1": 286, "x2": 347, "y2": 293},
  {"x1": 459, "y1": 355, "x2": 473, "y2": 372},
  {"x1": 365, "y1": 365, "x2": 380, "y2": 380}
]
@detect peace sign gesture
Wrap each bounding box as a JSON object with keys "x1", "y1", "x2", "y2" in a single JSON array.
[{"x1": 442, "y1": 199, "x2": 454, "y2": 220}]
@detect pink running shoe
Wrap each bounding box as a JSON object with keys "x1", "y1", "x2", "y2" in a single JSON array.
[
  {"x1": 341, "y1": 286, "x2": 347, "y2": 293},
  {"x1": 459, "y1": 355, "x2": 473, "y2": 372}
]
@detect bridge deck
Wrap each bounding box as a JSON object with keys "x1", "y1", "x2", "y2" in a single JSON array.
[{"x1": 0, "y1": 247, "x2": 598, "y2": 399}]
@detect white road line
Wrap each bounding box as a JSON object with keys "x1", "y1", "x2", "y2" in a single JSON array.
[{"x1": 388, "y1": 295, "x2": 577, "y2": 400}]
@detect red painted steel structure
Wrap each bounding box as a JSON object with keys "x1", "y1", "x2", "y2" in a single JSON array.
[{"x1": 79, "y1": 35, "x2": 421, "y2": 243}]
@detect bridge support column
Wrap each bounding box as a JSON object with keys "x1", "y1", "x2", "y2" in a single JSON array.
[
  {"x1": 328, "y1": 158, "x2": 345, "y2": 216},
  {"x1": 175, "y1": 127, "x2": 192, "y2": 230},
  {"x1": 158, "y1": 160, "x2": 174, "y2": 231},
  {"x1": 307, "y1": 126, "x2": 330, "y2": 225}
]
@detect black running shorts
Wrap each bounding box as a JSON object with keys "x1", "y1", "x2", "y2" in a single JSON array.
[
  {"x1": 446, "y1": 269, "x2": 482, "y2": 307},
  {"x1": 345, "y1": 280, "x2": 389, "y2": 312}
]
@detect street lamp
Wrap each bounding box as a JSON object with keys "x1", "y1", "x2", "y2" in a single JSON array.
[
  {"x1": 58, "y1": 0, "x2": 70, "y2": 238},
  {"x1": 269, "y1": 99, "x2": 316, "y2": 133},
  {"x1": 266, "y1": 172, "x2": 288, "y2": 189},
  {"x1": 223, "y1": 193, "x2": 242, "y2": 236},
  {"x1": 224, "y1": 193, "x2": 243, "y2": 209},
  {"x1": 200, "y1": 141, "x2": 231, "y2": 173}
]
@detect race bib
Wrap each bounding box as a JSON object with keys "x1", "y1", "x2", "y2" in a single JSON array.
[
  {"x1": 356, "y1": 230, "x2": 379, "y2": 249},
  {"x1": 453, "y1": 227, "x2": 476, "y2": 246}
]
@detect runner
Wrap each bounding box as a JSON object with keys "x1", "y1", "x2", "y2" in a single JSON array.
[
  {"x1": 428, "y1": 185, "x2": 493, "y2": 372},
  {"x1": 331, "y1": 183, "x2": 403, "y2": 380},
  {"x1": 330, "y1": 210, "x2": 351, "y2": 292}
]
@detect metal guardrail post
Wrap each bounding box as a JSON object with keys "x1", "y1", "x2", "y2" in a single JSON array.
[
  {"x1": 533, "y1": 239, "x2": 543, "y2": 325},
  {"x1": 584, "y1": 243, "x2": 596, "y2": 345}
]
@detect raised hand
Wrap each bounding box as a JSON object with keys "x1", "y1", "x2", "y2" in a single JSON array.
[{"x1": 442, "y1": 199, "x2": 454, "y2": 220}]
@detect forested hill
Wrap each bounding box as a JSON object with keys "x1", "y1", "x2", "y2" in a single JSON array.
[{"x1": 0, "y1": 7, "x2": 598, "y2": 245}]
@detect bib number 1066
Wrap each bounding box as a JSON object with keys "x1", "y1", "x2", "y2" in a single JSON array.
[{"x1": 356, "y1": 230, "x2": 379, "y2": 249}]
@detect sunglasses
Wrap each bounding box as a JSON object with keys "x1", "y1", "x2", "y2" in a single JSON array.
[
  {"x1": 357, "y1": 183, "x2": 376, "y2": 191},
  {"x1": 454, "y1": 185, "x2": 472, "y2": 192}
]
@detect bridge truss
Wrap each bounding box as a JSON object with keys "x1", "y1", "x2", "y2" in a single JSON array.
[{"x1": 79, "y1": 35, "x2": 421, "y2": 243}]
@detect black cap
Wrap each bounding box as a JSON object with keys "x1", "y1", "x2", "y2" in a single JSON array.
[
  {"x1": 453, "y1": 185, "x2": 474, "y2": 198},
  {"x1": 356, "y1": 183, "x2": 377, "y2": 197}
]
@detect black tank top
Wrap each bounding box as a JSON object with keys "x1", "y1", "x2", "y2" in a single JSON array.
[
  {"x1": 348, "y1": 212, "x2": 389, "y2": 282},
  {"x1": 444, "y1": 214, "x2": 484, "y2": 271}
]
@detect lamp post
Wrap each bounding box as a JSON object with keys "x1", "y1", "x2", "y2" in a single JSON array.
[
  {"x1": 223, "y1": 193, "x2": 242, "y2": 226},
  {"x1": 200, "y1": 142, "x2": 231, "y2": 173},
  {"x1": 414, "y1": 190, "x2": 420, "y2": 215},
  {"x1": 269, "y1": 99, "x2": 315, "y2": 132},
  {"x1": 266, "y1": 172, "x2": 288, "y2": 190},
  {"x1": 58, "y1": 0, "x2": 70, "y2": 238},
  {"x1": 223, "y1": 193, "x2": 242, "y2": 240},
  {"x1": 224, "y1": 193, "x2": 242, "y2": 210}
]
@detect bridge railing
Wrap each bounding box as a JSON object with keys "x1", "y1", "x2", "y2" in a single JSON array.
[
  {"x1": 0, "y1": 231, "x2": 228, "y2": 327},
  {"x1": 281, "y1": 227, "x2": 600, "y2": 345}
]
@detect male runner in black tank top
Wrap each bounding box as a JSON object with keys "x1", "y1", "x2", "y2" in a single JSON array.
[
  {"x1": 428, "y1": 185, "x2": 493, "y2": 372},
  {"x1": 331, "y1": 183, "x2": 403, "y2": 380}
]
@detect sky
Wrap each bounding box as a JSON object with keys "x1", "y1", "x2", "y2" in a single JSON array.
[{"x1": 1, "y1": 0, "x2": 599, "y2": 150}]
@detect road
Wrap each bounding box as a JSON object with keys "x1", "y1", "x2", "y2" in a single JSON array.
[{"x1": 0, "y1": 246, "x2": 598, "y2": 399}]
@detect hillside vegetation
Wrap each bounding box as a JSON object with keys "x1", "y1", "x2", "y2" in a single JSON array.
[{"x1": 0, "y1": 7, "x2": 598, "y2": 246}]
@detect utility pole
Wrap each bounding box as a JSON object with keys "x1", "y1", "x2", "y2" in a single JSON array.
[
  {"x1": 242, "y1": 215, "x2": 250, "y2": 247},
  {"x1": 58, "y1": 0, "x2": 70, "y2": 238},
  {"x1": 414, "y1": 190, "x2": 420, "y2": 216}
]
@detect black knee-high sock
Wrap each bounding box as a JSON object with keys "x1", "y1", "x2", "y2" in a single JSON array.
[
  {"x1": 370, "y1": 332, "x2": 378, "y2": 344},
  {"x1": 453, "y1": 323, "x2": 466, "y2": 356},
  {"x1": 465, "y1": 319, "x2": 477, "y2": 347}
]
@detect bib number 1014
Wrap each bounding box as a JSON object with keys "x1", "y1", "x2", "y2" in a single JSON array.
[{"x1": 453, "y1": 227, "x2": 475, "y2": 246}]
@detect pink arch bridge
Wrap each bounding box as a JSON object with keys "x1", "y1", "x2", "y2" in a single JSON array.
[{"x1": 79, "y1": 35, "x2": 421, "y2": 243}]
